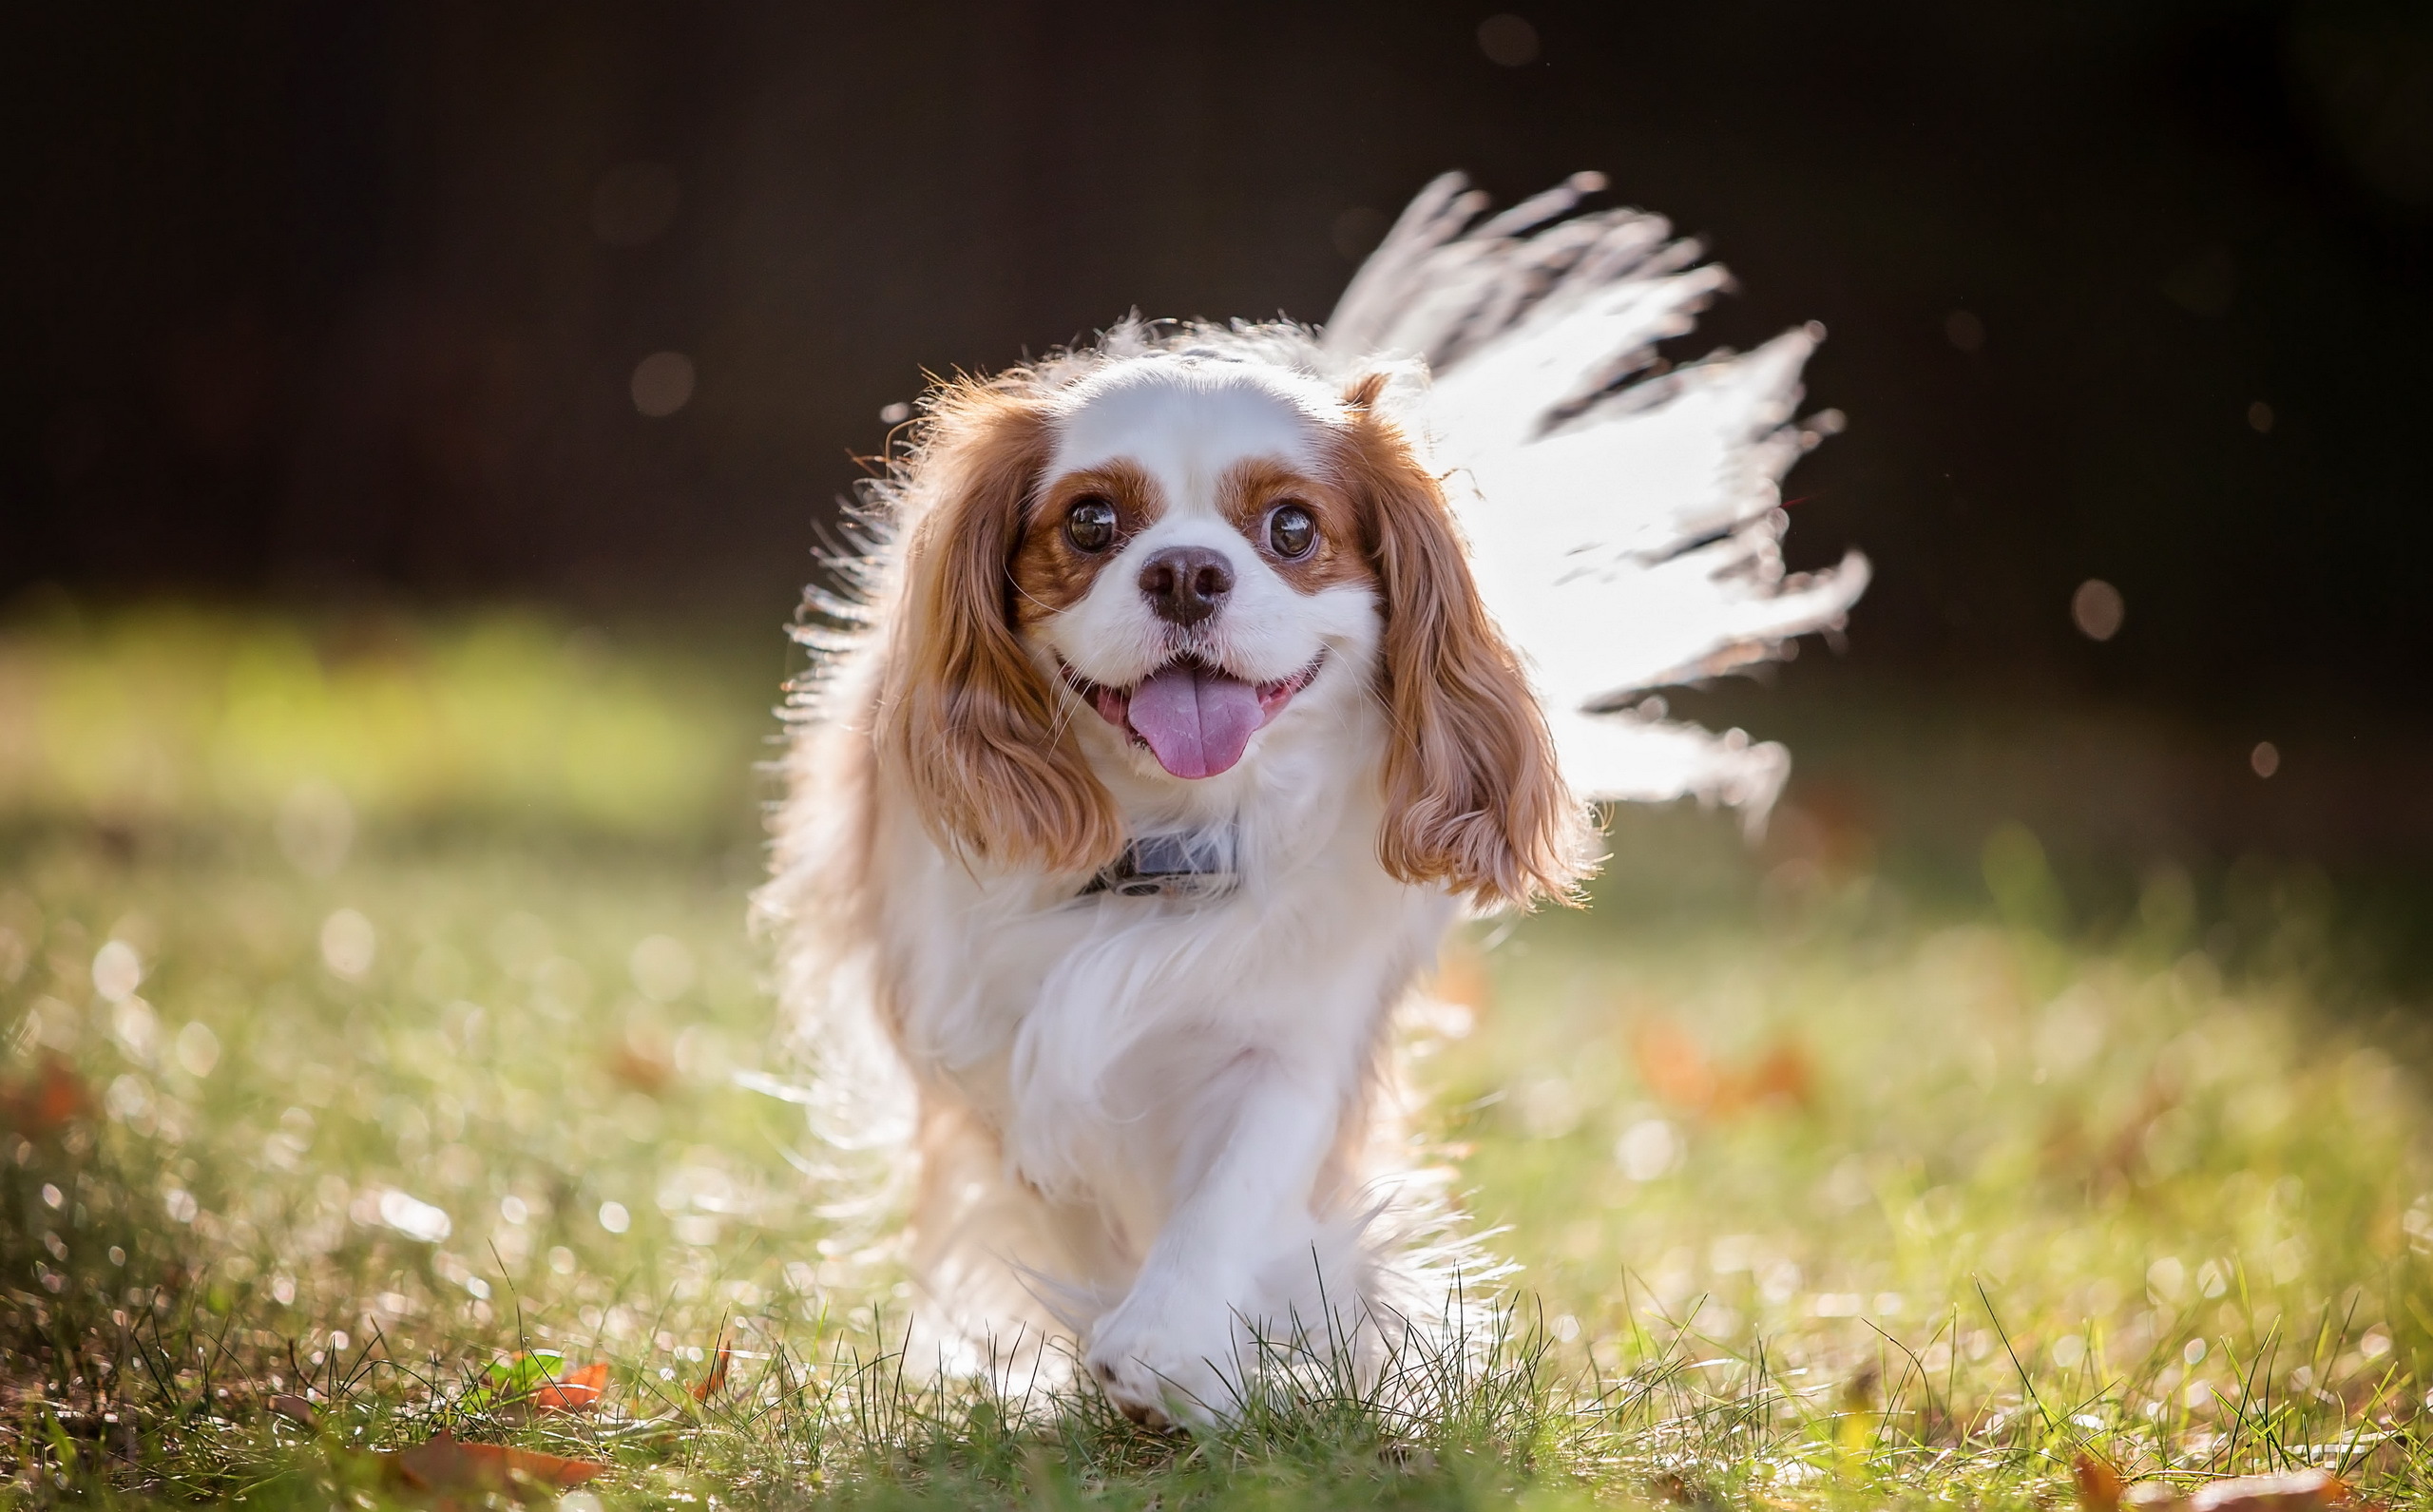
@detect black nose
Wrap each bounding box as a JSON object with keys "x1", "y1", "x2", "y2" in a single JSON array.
[{"x1": 1138, "y1": 546, "x2": 1234, "y2": 625}]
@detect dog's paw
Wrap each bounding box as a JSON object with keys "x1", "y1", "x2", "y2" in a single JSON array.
[{"x1": 1083, "y1": 1291, "x2": 1236, "y2": 1426}]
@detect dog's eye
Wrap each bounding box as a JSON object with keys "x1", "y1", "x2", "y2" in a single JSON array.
[
  {"x1": 1266, "y1": 503, "x2": 1316, "y2": 561},
  {"x1": 1064, "y1": 498, "x2": 1118, "y2": 553}
]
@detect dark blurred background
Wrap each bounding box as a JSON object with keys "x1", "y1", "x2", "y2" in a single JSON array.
[{"x1": 3, "y1": 2, "x2": 2428, "y2": 847}]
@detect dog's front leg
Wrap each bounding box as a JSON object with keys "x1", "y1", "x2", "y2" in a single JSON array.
[{"x1": 1083, "y1": 1053, "x2": 1337, "y2": 1425}]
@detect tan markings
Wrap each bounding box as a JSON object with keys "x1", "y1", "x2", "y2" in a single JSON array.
[
  {"x1": 1216, "y1": 457, "x2": 1374, "y2": 595},
  {"x1": 1007, "y1": 460, "x2": 1165, "y2": 628},
  {"x1": 1325, "y1": 371, "x2": 1594, "y2": 910},
  {"x1": 873, "y1": 377, "x2": 1124, "y2": 875}
]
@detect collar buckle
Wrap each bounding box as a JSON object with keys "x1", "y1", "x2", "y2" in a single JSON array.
[{"x1": 1080, "y1": 828, "x2": 1238, "y2": 901}]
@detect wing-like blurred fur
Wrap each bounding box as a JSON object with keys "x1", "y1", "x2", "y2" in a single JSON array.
[{"x1": 1326, "y1": 172, "x2": 1868, "y2": 825}]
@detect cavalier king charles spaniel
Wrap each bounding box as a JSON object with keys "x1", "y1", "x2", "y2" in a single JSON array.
[
  {"x1": 760, "y1": 172, "x2": 1864, "y2": 1426},
  {"x1": 763, "y1": 325, "x2": 1587, "y2": 1423}
]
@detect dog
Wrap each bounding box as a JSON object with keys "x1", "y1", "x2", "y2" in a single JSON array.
[{"x1": 759, "y1": 174, "x2": 1866, "y2": 1424}]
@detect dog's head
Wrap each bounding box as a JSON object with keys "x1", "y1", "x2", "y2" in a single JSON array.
[{"x1": 872, "y1": 344, "x2": 1586, "y2": 908}]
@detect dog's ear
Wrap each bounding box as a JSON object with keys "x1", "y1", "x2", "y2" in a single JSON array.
[
  {"x1": 875, "y1": 380, "x2": 1124, "y2": 874},
  {"x1": 1337, "y1": 373, "x2": 1592, "y2": 909}
]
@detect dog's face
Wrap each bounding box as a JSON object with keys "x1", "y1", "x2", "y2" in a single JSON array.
[
  {"x1": 1013, "y1": 364, "x2": 1374, "y2": 781},
  {"x1": 873, "y1": 348, "x2": 1586, "y2": 908}
]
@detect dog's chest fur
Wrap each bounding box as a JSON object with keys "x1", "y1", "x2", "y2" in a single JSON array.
[{"x1": 865, "y1": 674, "x2": 1450, "y2": 1258}]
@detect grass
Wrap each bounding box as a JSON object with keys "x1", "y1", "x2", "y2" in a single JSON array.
[{"x1": 5, "y1": 605, "x2": 2433, "y2": 1509}]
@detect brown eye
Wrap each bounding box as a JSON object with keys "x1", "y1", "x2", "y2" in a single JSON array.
[
  {"x1": 1266, "y1": 502, "x2": 1316, "y2": 560},
  {"x1": 1064, "y1": 497, "x2": 1117, "y2": 553}
]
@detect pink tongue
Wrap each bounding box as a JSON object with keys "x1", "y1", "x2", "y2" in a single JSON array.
[{"x1": 1126, "y1": 663, "x2": 1262, "y2": 779}]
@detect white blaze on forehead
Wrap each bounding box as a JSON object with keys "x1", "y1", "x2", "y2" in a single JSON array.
[{"x1": 1049, "y1": 360, "x2": 1334, "y2": 510}]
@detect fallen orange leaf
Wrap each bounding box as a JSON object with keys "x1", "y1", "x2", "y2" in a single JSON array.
[
  {"x1": 2089, "y1": 1468, "x2": 2353, "y2": 1512},
  {"x1": 2188, "y1": 1470, "x2": 2351, "y2": 1512},
  {"x1": 1, "y1": 1055, "x2": 91, "y2": 1138},
  {"x1": 692, "y1": 1335, "x2": 731, "y2": 1402},
  {"x1": 1731, "y1": 1043, "x2": 1815, "y2": 1112},
  {"x1": 608, "y1": 1036, "x2": 672, "y2": 1095},
  {"x1": 385, "y1": 1431, "x2": 606, "y2": 1501},
  {"x1": 527, "y1": 1360, "x2": 608, "y2": 1413},
  {"x1": 2076, "y1": 1452, "x2": 2126, "y2": 1512},
  {"x1": 1630, "y1": 1019, "x2": 1717, "y2": 1111},
  {"x1": 1629, "y1": 1020, "x2": 1815, "y2": 1119}
]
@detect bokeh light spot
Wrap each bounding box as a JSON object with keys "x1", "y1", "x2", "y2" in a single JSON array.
[
  {"x1": 321, "y1": 908, "x2": 376, "y2": 979},
  {"x1": 112, "y1": 997, "x2": 159, "y2": 1062},
  {"x1": 2249, "y1": 400, "x2": 2275, "y2": 433},
  {"x1": 1616, "y1": 1118, "x2": 1679, "y2": 1181},
  {"x1": 631, "y1": 352, "x2": 696, "y2": 417},
  {"x1": 1944, "y1": 310, "x2": 1985, "y2": 352},
  {"x1": 2072, "y1": 579, "x2": 2125, "y2": 641},
  {"x1": 91, "y1": 939, "x2": 143, "y2": 1003},
  {"x1": 599, "y1": 1199, "x2": 631, "y2": 1234},
  {"x1": 175, "y1": 1021, "x2": 220, "y2": 1078},
  {"x1": 1478, "y1": 13, "x2": 1540, "y2": 67},
  {"x1": 376, "y1": 1188, "x2": 452, "y2": 1243},
  {"x1": 2251, "y1": 740, "x2": 2281, "y2": 778}
]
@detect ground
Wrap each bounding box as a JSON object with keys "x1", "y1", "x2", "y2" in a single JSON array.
[{"x1": 4, "y1": 608, "x2": 2430, "y2": 1509}]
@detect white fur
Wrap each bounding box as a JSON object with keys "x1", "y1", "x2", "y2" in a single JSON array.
[
  {"x1": 766, "y1": 336, "x2": 1466, "y2": 1426},
  {"x1": 1041, "y1": 364, "x2": 1372, "y2": 731},
  {"x1": 765, "y1": 171, "x2": 1865, "y2": 1426}
]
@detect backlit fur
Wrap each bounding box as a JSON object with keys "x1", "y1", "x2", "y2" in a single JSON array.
[{"x1": 760, "y1": 321, "x2": 1591, "y2": 1425}]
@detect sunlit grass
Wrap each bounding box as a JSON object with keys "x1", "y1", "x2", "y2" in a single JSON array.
[
  {"x1": 0, "y1": 604, "x2": 765, "y2": 844},
  {"x1": 4, "y1": 610, "x2": 2431, "y2": 1509}
]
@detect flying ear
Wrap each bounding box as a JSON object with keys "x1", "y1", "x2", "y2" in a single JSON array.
[
  {"x1": 1337, "y1": 373, "x2": 1593, "y2": 909},
  {"x1": 874, "y1": 379, "x2": 1123, "y2": 874}
]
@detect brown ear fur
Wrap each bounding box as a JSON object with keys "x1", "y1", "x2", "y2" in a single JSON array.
[
  {"x1": 874, "y1": 378, "x2": 1123, "y2": 874},
  {"x1": 1337, "y1": 373, "x2": 1592, "y2": 909}
]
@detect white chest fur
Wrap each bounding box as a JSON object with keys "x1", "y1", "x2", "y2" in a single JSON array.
[{"x1": 869, "y1": 683, "x2": 1452, "y2": 1261}]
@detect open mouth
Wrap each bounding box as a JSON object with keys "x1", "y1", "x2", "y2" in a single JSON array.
[{"x1": 1060, "y1": 653, "x2": 1324, "y2": 780}]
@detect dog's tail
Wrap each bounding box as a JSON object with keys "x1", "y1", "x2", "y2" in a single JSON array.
[{"x1": 1325, "y1": 171, "x2": 1868, "y2": 833}]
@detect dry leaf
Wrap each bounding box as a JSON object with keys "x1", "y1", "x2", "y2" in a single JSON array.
[
  {"x1": 2077, "y1": 1453, "x2": 2126, "y2": 1512},
  {"x1": 385, "y1": 1431, "x2": 606, "y2": 1501},
  {"x1": 266, "y1": 1393, "x2": 317, "y2": 1427},
  {"x1": 1734, "y1": 1043, "x2": 1815, "y2": 1111},
  {"x1": 2102, "y1": 1469, "x2": 2354, "y2": 1512},
  {"x1": 1630, "y1": 1020, "x2": 1815, "y2": 1119},
  {"x1": 2189, "y1": 1470, "x2": 2350, "y2": 1512},
  {"x1": 1632, "y1": 1019, "x2": 1717, "y2": 1110},
  {"x1": 527, "y1": 1360, "x2": 608, "y2": 1413},
  {"x1": 608, "y1": 1035, "x2": 672, "y2": 1095},
  {"x1": 692, "y1": 1335, "x2": 731, "y2": 1402},
  {"x1": 2, "y1": 1055, "x2": 91, "y2": 1138}
]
